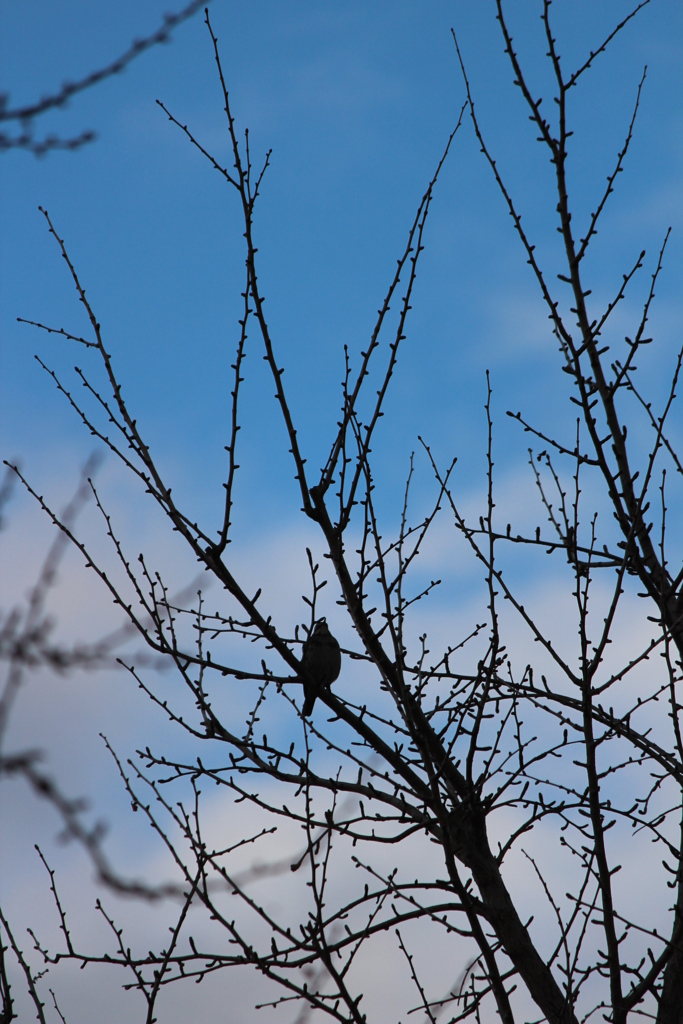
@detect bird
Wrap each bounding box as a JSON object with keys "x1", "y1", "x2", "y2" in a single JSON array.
[{"x1": 300, "y1": 618, "x2": 341, "y2": 716}]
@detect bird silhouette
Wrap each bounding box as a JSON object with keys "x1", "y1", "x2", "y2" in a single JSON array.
[{"x1": 300, "y1": 618, "x2": 341, "y2": 716}]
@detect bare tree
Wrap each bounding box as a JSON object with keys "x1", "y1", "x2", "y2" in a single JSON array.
[{"x1": 4, "y1": 3, "x2": 683, "y2": 1022}]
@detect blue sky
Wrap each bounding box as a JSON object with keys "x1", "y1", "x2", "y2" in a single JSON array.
[
  {"x1": 3, "y1": 0, "x2": 682, "y2": 538},
  {"x1": 2, "y1": 2, "x2": 683, "y2": 1021}
]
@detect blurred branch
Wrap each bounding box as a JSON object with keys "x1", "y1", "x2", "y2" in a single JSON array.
[{"x1": 0, "y1": 0, "x2": 211, "y2": 156}]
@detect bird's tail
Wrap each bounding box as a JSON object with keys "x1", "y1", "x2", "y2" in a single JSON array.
[{"x1": 302, "y1": 683, "x2": 316, "y2": 717}]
